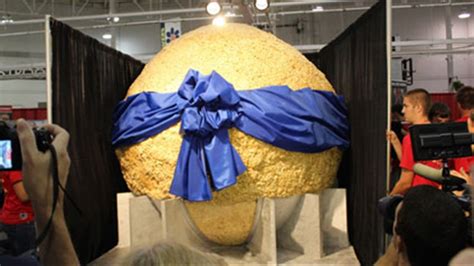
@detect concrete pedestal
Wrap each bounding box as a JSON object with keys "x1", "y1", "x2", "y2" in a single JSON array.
[{"x1": 93, "y1": 189, "x2": 358, "y2": 265}]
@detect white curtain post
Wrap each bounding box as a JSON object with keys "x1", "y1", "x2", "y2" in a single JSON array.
[
  {"x1": 45, "y1": 15, "x2": 52, "y2": 123},
  {"x1": 386, "y1": 0, "x2": 392, "y2": 196},
  {"x1": 384, "y1": 0, "x2": 393, "y2": 253}
]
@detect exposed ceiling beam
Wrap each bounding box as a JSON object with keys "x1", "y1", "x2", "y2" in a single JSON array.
[{"x1": 2, "y1": 1, "x2": 474, "y2": 26}]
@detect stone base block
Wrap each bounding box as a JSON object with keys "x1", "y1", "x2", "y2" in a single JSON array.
[{"x1": 97, "y1": 189, "x2": 358, "y2": 265}]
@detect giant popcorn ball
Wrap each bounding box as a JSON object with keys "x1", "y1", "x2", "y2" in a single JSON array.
[{"x1": 116, "y1": 23, "x2": 343, "y2": 245}]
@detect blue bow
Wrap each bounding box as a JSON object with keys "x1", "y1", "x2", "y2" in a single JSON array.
[
  {"x1": 112, "y1": 69, "x2": 349, "y2": 201},
  {"x1": 172, "y1": 70, "x2": 246, "y2": 201}
]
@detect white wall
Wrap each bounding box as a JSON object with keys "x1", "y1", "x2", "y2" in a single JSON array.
[
  {"x1": 0, "y1": 80, "x2": 46, "y2": 108},
  {"x1": 0, "y1": 32, "x2": 45, "y2": 107},
  {"x1": 393, "y1": 6, "x2": 474, "y2": 92}
]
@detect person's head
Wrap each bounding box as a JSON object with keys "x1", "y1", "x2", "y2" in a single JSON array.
[
  {"x1": 403, "y1": 89, "x2": 431, "y2": 124},
  {"x1": 393, "y1": 186, "x2": 467, "y2": 266},
  {"x1": 456, "y1": 86, "x2": 474, "y2": 114},
  {"x1": 124, "y1": 241, "x2": 227, "y2": 266},
  {"x1": 428, "y1": 102, "x2": 451, "y2": 123},
  {"x1": 0, "y1": 113, "x2": 10, "y2": 121}
]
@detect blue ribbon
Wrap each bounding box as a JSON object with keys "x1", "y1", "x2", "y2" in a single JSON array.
[{"x1": 112, "y1": 69, "x2": 349, "y2": 201}]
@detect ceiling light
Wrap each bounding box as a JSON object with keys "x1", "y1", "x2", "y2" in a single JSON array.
[
  {"x1": 225, "y1": 10, "x2": 236, "y2": 17},
  {"x1": 107, "y1": 16, "x2": 120, "y2": 23},
  {"x1": 254, "y1": 0, "x2": 269, "y2": 11},
  {"x1": 0, "y1": 15, "x2": 13, "y2": 24},
  {"x1": 312, "y1": 6, "x2": 324, "y2": 12},
  {"x1": 102, "y1": 33, "x2": 112, "y2": 39},
  {"x1": 458, "y1": 11, "x2": 471, "y2": 19},
  {"x1": 212, "y1": 15, "x2": 225, "y2": 26},
  {"x1": 206, "y1": 0, "x2": 221, "y2": 16}
]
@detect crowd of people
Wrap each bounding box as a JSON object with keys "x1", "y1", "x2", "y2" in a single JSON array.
[
  {"x1": 387, "y1": 86, "x2": 474, "y2": 189},
  {"x1": 0, "y1": 87, "x2": 472, "y2": 265},
  {"x1": 380, "y1": 85, "x2": 474, "y2": 265}
]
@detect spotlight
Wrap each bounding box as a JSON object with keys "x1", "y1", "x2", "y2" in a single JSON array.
[
  {"x1": 0, "y1": 15, "x2": 13, "y2": 24},
  {"x1": 106, "y1": 16, "x2": 120, "y2": 23},
  {"x1": 312, "y1": 6, "x2": 324, "y2": 12},
  {"x1": 225, "y1": 11, "x2": 236, "y2": 17},
  {"x1": 212, "y1": 15, "x2": 225, "y2": 26},
  {"x1": 206, "y1": 0, "x2": 221, "y2": 16},
  {"x1": 254, "y1": 0, "x2": 269, "y2": 11},
  {"x1": 458, "y1": 11, "x2": 471, "y2": 19},
  {"x1": 225, "y1": 6, "x2": 236, "y2": 17},
  {"x1": 102, "y1": 33, "x2": 112, "y2": 39}
]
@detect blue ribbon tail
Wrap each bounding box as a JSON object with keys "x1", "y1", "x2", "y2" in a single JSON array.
[
  {"x1": 170, "y1": 135, "x2": 213, "y2": 201},
  {"x1": 204, "y1": 129, "x2": 246, "y2": 191}
]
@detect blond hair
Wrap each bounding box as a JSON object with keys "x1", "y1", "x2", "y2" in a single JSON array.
[{"x1": 124, "y1": 241, "x2": 227, "y2": 266}]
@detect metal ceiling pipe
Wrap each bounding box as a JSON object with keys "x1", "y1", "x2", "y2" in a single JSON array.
[
  {"x1": 393, "y1": 49, "x2": 474, "y2": 56},
  {"x1": 3, "y1": 1, "x2": 474, "y2": 26},
  {"x1": 4, "y1": 6, "x2": 207, "y2": 25}
]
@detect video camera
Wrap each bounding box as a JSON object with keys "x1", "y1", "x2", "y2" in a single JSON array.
[
  {"x1": 410, "y1": 122, "x2": 473, "y2": 162},
  {"x1": 379, "y1": 122, "x2": 473, "y2": 235},
  {"x1": 0, "y1": 121, "x2": 53, "y2": 171}
]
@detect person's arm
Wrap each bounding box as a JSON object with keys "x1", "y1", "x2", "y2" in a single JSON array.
[
  {"x1": 390, "y1": 135, "x2": 415, "y2": 195},
  {"x1": 12, "y1": 181, "x2": 29, "y2": 202},
  {"x1": 16, "y1": 119, "x2": 79, "y2": 265},
  {"x1": 387, "y1": 130, "x2": 402, "y2": 161},
  {"x1": 390, "y1": 169, "x2": 414, "y2": 196}
]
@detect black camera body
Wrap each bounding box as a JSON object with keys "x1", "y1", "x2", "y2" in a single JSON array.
[{"x1": 0, "y1": 123, "x2": 53, "y2": 171}]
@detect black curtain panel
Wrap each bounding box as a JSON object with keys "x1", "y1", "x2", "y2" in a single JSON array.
[
  {"x1": 50, "y1": 18, "x2": 144, "y2": 263},
  {"x1": 316, "y1": 1, "x2": 388, "y2": 265}
]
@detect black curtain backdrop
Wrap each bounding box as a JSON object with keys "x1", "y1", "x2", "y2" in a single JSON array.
[
  {"x1": 50, "y1": 18, "x2": 144, "y2": 263},
  {"x1": 315, "y1": 1, "x2": 388, "y2": 265}
]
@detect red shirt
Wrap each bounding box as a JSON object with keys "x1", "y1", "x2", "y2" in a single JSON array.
[
  {"x1": 454, "y1": 115, "x2": 473, "y2": 173},
  {"x1": 454, "y1": 156, "x2": 474, "y2": 174},
  {"x1": 400, "y1": 134, "x2": 441, "y2": 188},
  {"x1": 456, "y1": 116, "x2": 469, "y2": 122},
  {"x1": 0, "y1": 171, "x2": 34, "y2": 224}
]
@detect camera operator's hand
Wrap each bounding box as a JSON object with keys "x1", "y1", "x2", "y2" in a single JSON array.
[
  {"x1": 16, "y1": 119, "x2": 79, "y2": 265},
  {"x1": 16, "y1": 119, "x2": 71, "y2": 211},
  {"x1": 450, "y1": 167, "x2": 473, "y2": 186}
]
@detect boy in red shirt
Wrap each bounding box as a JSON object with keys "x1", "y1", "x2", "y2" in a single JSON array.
[
  {"x1": 453, "y1": 111, "x2": 474, "y2": 185},
  {"x1": 390, "y1": 89, "x2": 441, "y2": 195},
  {"x1": 0, "y1": 170, "x2": 36, "y2": 256},
  {"x1": 453, "y1": 87, "x2": 474, "y2": 181},
  {"x1": 455, "y1": 86, "x2": 473, "y2": 122}
]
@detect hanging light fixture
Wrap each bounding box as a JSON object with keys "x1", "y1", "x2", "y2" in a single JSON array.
[
  {"x1": 102, "y1": 33, "x2": 112, "y2": 39},
  {"x1": 212, "y1": 15, "x2": 226, "y2": 26},
  {"x1": 206, "y1": 0, "x2": 222, "y2": 16},
  {"x1": 225, "y1": 5, "x2": 236, "y2": 17},
  {"x1": 0, "y1": 14, "x2": 14, "y2": 24},
  {"x1": 458, "y1": 10, "x2": 471, "y2": 19},
  {"x1": 106, "y1": 16, "x2": 120, "y2": 23},
  {"x1": 254, "y1": 0, "x2": 269, "y2": 12},
  {"x1": 312, "y1": 6, "x2": 324, "y2": 12}
]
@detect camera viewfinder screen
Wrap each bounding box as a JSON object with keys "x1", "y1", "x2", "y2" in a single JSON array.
[{"x1": 0, "y1": 140, "x2": 12, "y2": 170}]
